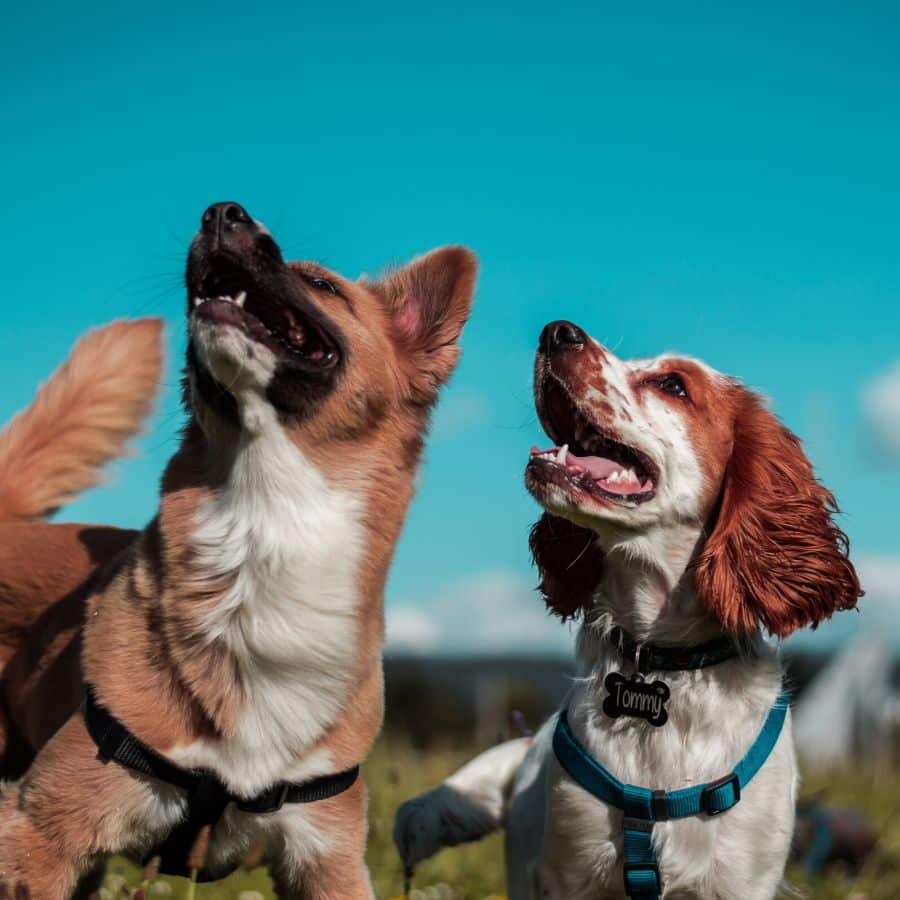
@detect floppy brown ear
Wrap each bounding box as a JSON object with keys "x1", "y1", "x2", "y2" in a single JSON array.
[
  {"x1": 373, "y1": 246, "x2": 477, "y2": 402},
  {"x1": 530, "y1": 513, "x2": 604, "y2": 621},
  {"x1": 693, "y1": 389, "x2": 862, "y2": 638}
]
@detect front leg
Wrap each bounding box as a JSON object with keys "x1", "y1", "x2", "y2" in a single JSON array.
[
  {"x1": 272, "y1": 856, "x2": 373, "y2": 900},
  {"x1": 0, "y1": 713, "x2": 180, "y2": 900},
  {"x1": 270, "y1": 779, "x2": 373, "y2": 900}
]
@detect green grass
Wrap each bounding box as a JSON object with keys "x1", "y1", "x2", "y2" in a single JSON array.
[
  {"x1": 780, "y1": 762, "x2": 900, "y2": 900},
  {"x1": 100, "y1": 738, "x2": 900, "y2": 899}
]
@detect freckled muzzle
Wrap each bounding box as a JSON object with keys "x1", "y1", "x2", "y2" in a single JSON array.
[{"x1": 528, "y1": 325, "x2": 659, "y2": 508}]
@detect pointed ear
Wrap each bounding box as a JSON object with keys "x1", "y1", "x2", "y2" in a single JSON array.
[
  {"x1": 530, "y1": 513, "x2": 604, "y2": 621},
  {"x1": 694, "y1": 389, "x2": 862, "y2": 638},
  {"x1": 372, "y1": 246, "x2": 477, "y2": 401}
]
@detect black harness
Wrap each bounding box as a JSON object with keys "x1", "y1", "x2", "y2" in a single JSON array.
[{"x1": 84, "y1": 686, "x2": 359, "y2": 878}]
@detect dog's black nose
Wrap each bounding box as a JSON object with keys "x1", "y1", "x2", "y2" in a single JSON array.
[
  {"x1": 540, "y1": 320, "x2": 587, "y2": 354},
  {"x1": 201, "y1": 202, "x2": 253, "y2": 235}
]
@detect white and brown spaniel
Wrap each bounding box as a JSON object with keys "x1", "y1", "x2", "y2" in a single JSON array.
[{"x1": 394, "y1": 320, "x2": 861, "y2": 900}]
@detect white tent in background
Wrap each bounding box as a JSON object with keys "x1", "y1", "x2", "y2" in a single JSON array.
[{"x1": 793, "y1": 636, "x2": 896, "y2": 764}]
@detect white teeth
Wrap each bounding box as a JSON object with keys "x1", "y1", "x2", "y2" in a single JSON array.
[
  {"x1": 192, "y1": 294, "x2": 249, "y2": 310},
  {"x1": 556, "y1": 444, "x2": 569, "y2": 464},
  {"x1": 604, "y1": 468, "x2": 640, "y2": 486}
]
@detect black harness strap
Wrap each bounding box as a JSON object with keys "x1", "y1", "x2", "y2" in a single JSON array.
[
  {"x1": 84, "y1": 686, "x2": 359, "y2": 877},
  {"x1": 85, "y1": 687, "x2": 197, "y2": 791}
]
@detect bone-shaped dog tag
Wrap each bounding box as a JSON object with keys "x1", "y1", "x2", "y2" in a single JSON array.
[{"x1": 602, "y1": 672, "x2": 670, "y2": 727}]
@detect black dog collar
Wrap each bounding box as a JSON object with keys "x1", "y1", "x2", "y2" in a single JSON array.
[
  {"x1": 84, "y1": 685, "x2": 359, "y2": 877},
  {"x1": 601, "y1": 627, "x2": 741, "y2": 729},
  {"x1": 607, "y1": 625, "x2": 739, "y2": 674}
]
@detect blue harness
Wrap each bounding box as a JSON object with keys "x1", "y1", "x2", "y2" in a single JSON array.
[{"x1": 553, "y1": 689, "x2": 790, "y2": 898}]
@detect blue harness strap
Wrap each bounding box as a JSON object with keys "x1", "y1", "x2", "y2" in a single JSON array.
[
  {"x1": 552, "y1": 689, "x2": 790, "y2": 899},
  {"x1": 802, "y1": 807, "x2": 833, "y2": 874}
]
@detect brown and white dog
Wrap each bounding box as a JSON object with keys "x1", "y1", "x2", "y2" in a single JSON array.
[
  {"x1": 394, "y1": 320, "x2": 861, "y2": 899},
  {"x1": 0, "y1": 202, "x2": 476, "y2": 899}
]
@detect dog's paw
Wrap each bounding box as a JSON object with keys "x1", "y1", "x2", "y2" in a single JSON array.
[
  {"x1": 393, "y1": 785, "x2": 498, "y2": 868},
  {"x1": 393, "y1": 790, "x2": 450, "y2": 868}
]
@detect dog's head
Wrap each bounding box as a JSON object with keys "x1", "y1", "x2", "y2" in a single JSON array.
[
  {"x1": 526, "y1": 320, "x2": 861, "y2": 637},
  {"x1": 184, "y1": 202, "x2": 476, "y2": 491}
]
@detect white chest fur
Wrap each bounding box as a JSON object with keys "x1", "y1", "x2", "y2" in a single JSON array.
[
  {"x1": 171, "y1": 403, "x2": 365, "y2": 798},
  {"x1": 541, "y1": 642, "x2": 797, "y2": 900}
]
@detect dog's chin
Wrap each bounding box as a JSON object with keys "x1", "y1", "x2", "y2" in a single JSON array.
[
  {"x1": 525, "y1": 463, "x2": 661, "y2": 533},
  {"x1": 186, "y1": 321, "x2": 343, "y2": 433},
  {"x1": 186, "y1": 351, "x2": 239, "y2": 434},
  {"x1": 191, "y1": 320, "x2": 278, "y2": 394},
  {"x1": 185, "y1": 324, "x2": 276, "y2": 435}
]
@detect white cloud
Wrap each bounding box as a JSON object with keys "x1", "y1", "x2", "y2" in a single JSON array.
[
  {"x1": 394, "y1": 558, "x2": 900, "y2": 657},
  {"x1": 787, "y1": 554, "x2": 900, "y2": 651},
  {"x1": 858, "y1": 555, "x2": 900, "y2": 598},
  {"x1": 857, "y1": 556, "x2": 900, "y2": 650},
  {"x1": 861, "y1": 361, "x2": 900, "y2": 460},
  {"x1": 386, "y1": 569, "x2": 575, "y2": 656},
  {"x1": 430, "y1": 388, "x2": 490, "y2": 441},
  {"x1": 386, "y1": 606, "x2": 440, "y2": 654},
  {"x1": 855, "y1": 556, "x2": 900, "y2": 644}
]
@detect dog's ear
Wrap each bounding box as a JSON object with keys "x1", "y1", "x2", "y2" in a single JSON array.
[
  {"x1": 530, "y1": 513, "x2": 604, "y2": 621},
  {"x1": 694, "y1": 388, "x2": 862, "y2": 638},
  {"x1": 372, "y1": 246, "x2": 477, "y2": 402}
]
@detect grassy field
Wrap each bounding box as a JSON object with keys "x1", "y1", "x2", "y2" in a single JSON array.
[{"x1": 99, "y1": 737, "x2": 900, "y2": 899}]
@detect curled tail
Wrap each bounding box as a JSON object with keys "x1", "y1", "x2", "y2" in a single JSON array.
[{"x1": 0, "y1": 318, "x2": 164, "y2": 521}]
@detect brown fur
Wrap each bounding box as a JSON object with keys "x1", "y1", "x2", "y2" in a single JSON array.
[
  {"x1": 693, "y1": 386, "x2": 862, "y2": 637},
  {"x1": 0, "y1": 522, "x2": 136, "y2": 763},
  {"x1": 0, "y1": 319, "x2": 163, "y2": 522},
  {"x1": 529, "y1": 513, "x2": 604, "y2": 621},
  {"x1": 531, "y1": 353, "x2": 862, "y2": 638},
  {"x1": 0, "y1": 238, "x2": 475, "y2": 898}
]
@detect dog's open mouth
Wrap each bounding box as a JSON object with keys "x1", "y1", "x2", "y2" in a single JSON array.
[
  {"x1": 528, "y1": 378, "x2": 658, "y2": 506},
  {"x1": 191, "y1": 258, "x2": 339, "y2": 367}
]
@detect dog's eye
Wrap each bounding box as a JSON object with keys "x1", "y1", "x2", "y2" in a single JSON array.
[
  {"x1": 310, "y1": 277, "x2": 337, "y2": 294},
  {"x1": 657, "y1": 374, "x2": 688, "y2": 398}
]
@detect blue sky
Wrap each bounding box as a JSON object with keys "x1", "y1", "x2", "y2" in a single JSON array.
[{"x1": 3, "y1": 1, "x2": 899, "y2": 653}]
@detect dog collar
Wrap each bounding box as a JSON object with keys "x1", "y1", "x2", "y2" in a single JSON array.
[
  {"x1": 607, "y1": 625, "x2": 739, "y2": 673},
  {"x1": 84, "y1": 685, "x2": 359, "y2": 878},
  {"x1": 553, "y1": 688, "x2": 790, "y2": 899}
]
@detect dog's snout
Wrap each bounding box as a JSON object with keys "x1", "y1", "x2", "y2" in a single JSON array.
[
  {"x1": 195, "y1": 201, "x2": 271, "y2": 262},
  {"x1": 540, "y1": 320, "x2": 587, "y2": 354},
  {"x1": 201, "y1": 201, "x2": 253, "y2": 235}
]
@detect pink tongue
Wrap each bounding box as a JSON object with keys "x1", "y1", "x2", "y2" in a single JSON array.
[
  {"x1": 563, "y1": 449, "x2": 619, "y2": 480},
  {"x1": 529, "y1": 446, "x2": 650, "y2": 495},
  {"x1": 565, "y1": 449, "x2": 646, "y2": 495}
]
